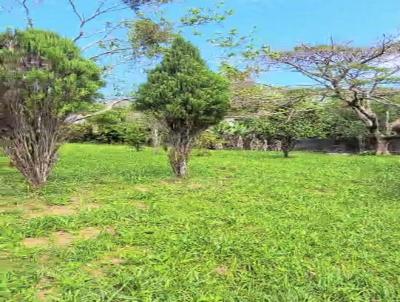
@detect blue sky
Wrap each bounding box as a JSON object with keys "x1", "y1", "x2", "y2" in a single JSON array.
[{"x1": 1, "y1": 0, "x2": 400, "y2": 97}]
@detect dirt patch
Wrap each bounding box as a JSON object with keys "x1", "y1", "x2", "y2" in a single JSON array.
[
  {"x1": 52, "y1": 231, "x2": 74, "y2": 247},
  {"x1": 0, "y1": 253, "x2": 18, "y2": 272},
  {"x1": 23, "y1": 226, "x2": 116, "y2": 250},
  {"x1": 84, "y1": 245, "x2": 146, "y2": 275},
  {"x1": 98, "y1": 249, "x2": 131, "y2": 266},
  {"x1": 78, "y1": 226, "x2": 116, "y2": 240},
  {"x1": 22, "y1": 237, "x2": 50, "y2": 248},
  {"x1": 78, "y1": 227, "x2": 102, "y2": 240},
  {"x1": 132, "y1": 201, "x2": 150, "y2": 211},
  {"x1": 69, "y1": 196, "x2": 81, "y2": 203},
  {"x1": 23, "y1": 231, "x2": 74, "y2": 249},
  {"x1": 108, "y1": 257, "x2": 126, "y2": 265},
  {"x1": 83, "y1": 203, "x2": 102, "y2": 210},
  {"x1": 25, "y1": 203, "x2": 78, "y2": 219},
  {"x1": 0, "y1": 201, "x2": 45, "y2": 215},
  {"x1": 36, "y1": 277, "x2": 55, "y2": 302},
  {"x1": 105, "y1": 226, "x2": 117, "y2": 235},
  {"x1": 38, "y1": 254, "x2": 51, "y2": 265},
  {"x1": 214, "y1": 265, "x2": 229, "y2": 276},
  {"x1": 85, "y1": 267, "x2": 105, "y2": 278},
  {"x1": 45, "y1": 205, "x2": 76, "y2": 216},
  {"x1": 24, "y1": 200, "x2": 102, "y2": 219},
  {"x1": 134, "y1": 185, "x2": 150, "y2": 193},
  {"x1": 188, "y1": 183, "x2": 203, "y2": 190},
  {"x1": 37, "y1": 288, "x2": 54, "y2": 302},
  {"x1": 0, "y1": 251, "x2": 11, "y2": 258},
  {"x1": 160, "y1": 178, "x2": 183, "y2": 184}
]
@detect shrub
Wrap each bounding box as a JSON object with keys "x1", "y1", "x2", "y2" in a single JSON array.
[{"x1": 195, "y1": 131, "x2": 224, "y2": 150}]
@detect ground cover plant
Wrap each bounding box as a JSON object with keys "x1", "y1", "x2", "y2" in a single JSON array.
[{"x1": 1, "y1": 144, "x2": 399, "y2": 301}]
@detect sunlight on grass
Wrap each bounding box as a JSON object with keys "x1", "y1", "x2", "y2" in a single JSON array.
[{"x1": 1, "y1": 144, "x2": 400, "y2": 301}]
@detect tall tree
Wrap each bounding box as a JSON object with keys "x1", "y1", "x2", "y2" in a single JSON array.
[
  {"x1": 0, "y1": 29, "x2": 103, "y2": 187},
  {"x1": 135, "y1": 36, "x2": 230, "y2": 177},
  {"x1": 266, "y1": 37, "x2": 400, "y2": 154}
]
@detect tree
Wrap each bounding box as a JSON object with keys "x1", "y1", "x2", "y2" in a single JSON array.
[
  {"x1": 124, "y1": 123, "x2": 147, "y2": 151},
  {"x1": 257, "y1": 95, "x2": 326, "y2": 158},
  {"x1": 267, "y1": 37, "x2": 400, "y2": 155},
  {"x1": 0, "y1": 29, "x2": 103, "y2": 187},
  {"x1": 135, "y1": 36, "x2": 230, "y2": 177}
]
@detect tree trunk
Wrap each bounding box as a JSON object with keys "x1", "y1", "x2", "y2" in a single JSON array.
[
  {"x1": 236, "y1": 135, "x2": 244, "y2": 150},
  {"x1": 375, "y1": 136, "x2": 390, "y2": 155},
  {"x1": 2, "y1": 101, "x2": 61, "y2": 188},
  {"x1": 5, "y1": 133, "x2": 59, "y2": 188},
  {"x1": 357, "y1": 135, "x2": 365, "y2": 153},
  {"x1": 282, "y1": 149, "x2": 289, "y2": 158},
  {"x1": 262, "y1": 139, "x2": 268, "y2": 151},
  {"x1": 351, "y1": 103, "x2": 391, "y2": 155},
  {"x1": 152, "y1": 126, "x2": 161, "y2": 154},
  {"x1": 168, "y1": 132, "x2": 192, "y2": 178},
  {"x1": 281, "y1": 137, "x2": 295, "y2": 158}
]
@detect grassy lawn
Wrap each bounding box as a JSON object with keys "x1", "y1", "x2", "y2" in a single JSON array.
[{"x1": 1, "y1": 144, "x2": 400, "y2": 301}]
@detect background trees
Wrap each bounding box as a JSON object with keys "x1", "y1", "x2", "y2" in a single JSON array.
[
  {"x1": 68, "y1": 107, "x2": 149, "y2": 150},
  {"x1": 209, "y1": 86, "x2": 327, "y2": 156},
  {"x1": 0, "y1": 29, "x2": 103, "y2": 187},
  {"x1": 255, "y1": 97, "x2": 326, "y2": 158},
  {"x1": 136, "y1": 36, "x2": 230, "y2": 177},
  {"x1": 267, "y1": 38, "x2": 400, "y2": 154}
]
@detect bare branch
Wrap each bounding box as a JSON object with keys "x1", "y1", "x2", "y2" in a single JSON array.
[
  {"x1": 17, "y1": 0, "x2": 34, "y2": 28},
  {"x1": 89, "y1": 47, "x2": 133, "y2": 61},
  {"x1": 67, "y1": 0, "x2": 128, "y2": 42},
  {"x1": 66, "y1": 99, "x2": 132, "y2": 124}
]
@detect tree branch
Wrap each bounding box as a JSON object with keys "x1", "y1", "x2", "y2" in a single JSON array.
[
  {"x1": 17, "y1": 0, "x2": 34, "y2": 28},
  {"x1": 67, "y1": 0, "x2": 128, "y2": 42},
  {"x1": 66, "y1": 99, "x2": 132, "y2": 124}
]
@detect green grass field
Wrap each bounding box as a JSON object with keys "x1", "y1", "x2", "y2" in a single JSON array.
[{"x1": 1, "y1": 144, "x2": 400, "y2": 301}]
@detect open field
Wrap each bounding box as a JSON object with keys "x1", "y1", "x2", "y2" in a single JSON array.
[{"x1": 1, "y1": 144, "x2": 400, "y2": 301}]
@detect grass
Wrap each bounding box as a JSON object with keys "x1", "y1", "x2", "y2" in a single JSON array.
[{"x1": 1, "y1": 144, "x2": 400, "y2": 301}]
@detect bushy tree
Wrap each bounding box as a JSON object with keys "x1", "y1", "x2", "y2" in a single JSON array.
[
  {"x1": 88, "y1": 109, "x2": 129, "y2": 144},
  {"x1": 124, "y1": 123, "x2": 147, "y2": 151},
  {"x1": 254, "y1": 91, "x2": 327, "y2": 157},
  {"x1": 195, "y1": 130, "x2": 224, "y2": 150},
  {"x1": 136, "y1": 36, "x2": 230, "y2": 177},
  {"x1": 0, "y1": 29, "x2": 103, "y2": 187}
]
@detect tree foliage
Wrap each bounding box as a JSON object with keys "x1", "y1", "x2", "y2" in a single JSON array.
[
  {"x1": 129, "y1": 18, "x2": 174, "y2": 58},
  {"x1": 122, "y1": 0, "x2": 171, "y2": 11}
]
